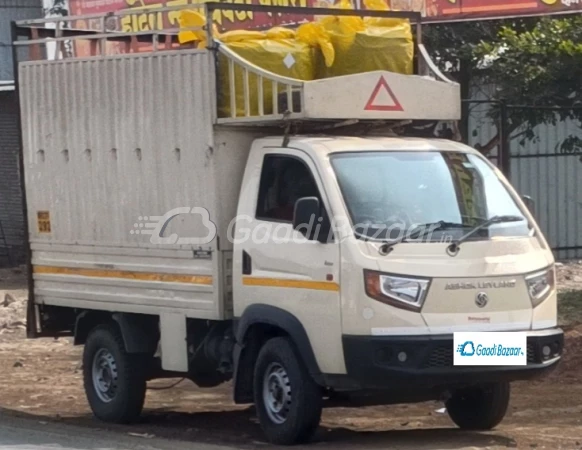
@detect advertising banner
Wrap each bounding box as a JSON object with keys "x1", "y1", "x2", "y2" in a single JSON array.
[
  {"x1": 68, "y1": 0, "x2": 582, "y2": 26},
  {"x1": 404, "y1": 0, "x2": 582, "y2": 23},
  {"x1": 64, "y1": 0, "x2": 581, "y2": 56},
  {"x1": 69, "y1": 0, "x2": 317, "y2": 33}
]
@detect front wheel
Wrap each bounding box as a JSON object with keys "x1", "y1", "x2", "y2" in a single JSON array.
[
  {"x1": 83, "y1": 324, "x2": 148, "y2": 424},
  {"x1": 254, "y1": 337, "x2": 323, "y2": 445},
  {"x1": 446, "y1": 382, "x2": 510, "y2": 430}
]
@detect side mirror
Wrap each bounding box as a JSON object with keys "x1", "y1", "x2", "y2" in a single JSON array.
[
  {"x1": 293, "y1": 197, "x2": 331, "y2": 243},
  {"x1": 522, "y1": 195, "x2": 535, "y2": 216}
]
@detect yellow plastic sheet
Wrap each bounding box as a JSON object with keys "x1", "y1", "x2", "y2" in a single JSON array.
[
  {"x1": 217, "y1": 30, "x2": 316, "y2": 118},
  {"x1": 296, "y1": 22, "x2": 335, "y2": 68},
  {"x1": 318, "y1": 0, "x2": 365, "y2": 54},
  {"x1": 178, "y1": 10, "x2": 218, "y2": 48},
  {"x1": 266, "y1": 27, "x2": 296, "y2": 40},
  {"x1": 363, "y1": 0, "x2": 412, "y2": 29},
  {"x1": 316, "y1": 0, "x2": 414, "y2": 78}
]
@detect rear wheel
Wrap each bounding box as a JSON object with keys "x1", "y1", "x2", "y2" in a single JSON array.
[
  {"x1": 83, "y1": 324, "x2": 148, "y2": 424},
  {"x1": 446, "y1": 382, "x2": 510, "y2": 430},
  {"x1": 254, "y1": 337, "x2": 322, "y2": 445}
]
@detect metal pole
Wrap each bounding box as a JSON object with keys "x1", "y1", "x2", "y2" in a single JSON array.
[
  {"x1": 205, "y1": 5, "x2": 214, "y2": 49},
  {"x1": 499, "y1": 101, "x2": 511, "y2": 179},
  {"x1": 416, "y1": 21, "x2": 427, "y2": 76}
]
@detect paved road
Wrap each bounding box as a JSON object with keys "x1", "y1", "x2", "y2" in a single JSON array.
[{"x1": 0, "y1": 412, "x2": 231, "y2": 450}]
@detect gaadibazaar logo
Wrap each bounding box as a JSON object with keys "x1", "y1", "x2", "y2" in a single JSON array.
[
  {"x1": 453, "y1": 332, "x2": 528, "y2": 366},
  {"x1": 456, "y1": 341, "x2": 525, "y2": 357}
]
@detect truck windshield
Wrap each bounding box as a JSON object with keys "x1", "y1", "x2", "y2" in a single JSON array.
[{"x1": 330, "y1": 151, "x2": 531, "y2": 242}]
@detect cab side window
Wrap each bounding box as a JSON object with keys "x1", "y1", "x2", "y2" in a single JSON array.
[{"x1": 256, "y1": 155, "x2": 321, "y2": 223}]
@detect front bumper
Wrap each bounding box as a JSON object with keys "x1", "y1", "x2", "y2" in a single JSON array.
[{"x1": 342, "y1": 328, "x2": 564, "y2": 390}]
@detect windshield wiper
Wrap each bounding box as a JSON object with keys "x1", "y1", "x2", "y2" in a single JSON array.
[
  {"x1": 447, "y1": 215, "x2": 525, "y2": 255},
  {"x1": 378, "y1": 220, "x2": 465, "y2": 255}
]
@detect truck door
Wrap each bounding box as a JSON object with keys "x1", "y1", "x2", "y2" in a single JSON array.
[{"x1": 233, "y1": 148, "x2": 345, "y2": 375}]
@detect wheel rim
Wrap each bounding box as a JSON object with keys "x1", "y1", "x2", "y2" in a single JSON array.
[
  {"x1": 92, "y1": 348, "x2": 119, "y2": 403},
  {"x1": 262, "y1": 362, "x2": 292, "y2": 425}
]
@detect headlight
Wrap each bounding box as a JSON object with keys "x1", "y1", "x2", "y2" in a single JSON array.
[
  {"x1": 364, "y1": 270, "x2": 430, "y2": 312},
  {"x1": 525, "y1": 266, "x2": 555, "y2": 307}
]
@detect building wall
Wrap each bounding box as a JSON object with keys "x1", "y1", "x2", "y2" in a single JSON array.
[
  {"x1": 0, "y1": 91, "x2": 25, "y2": 265},
  {"x1": 0, "y1": 0, "x2": 42, "y2": 265},
  {"x1": 1, "y1": 0, "x2": 43, "y2": 80},
  {"x1": 467, "y1": 85, "x2": 582, "y2": 261}
]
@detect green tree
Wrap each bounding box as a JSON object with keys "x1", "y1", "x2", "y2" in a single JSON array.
[{"x1": 424, "y1": 16, "x2": 582, "y2": 155}]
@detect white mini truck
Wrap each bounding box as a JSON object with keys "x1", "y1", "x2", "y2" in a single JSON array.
[{"x1": 13, "y1": 4, "x2": 563, "y2": 445}]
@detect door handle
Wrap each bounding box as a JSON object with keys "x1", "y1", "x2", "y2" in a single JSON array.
[{"x1": 242, "y1": 250, "x2": 252, "y2": 275}]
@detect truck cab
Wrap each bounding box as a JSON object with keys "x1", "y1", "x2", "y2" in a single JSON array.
[{"x1": 231, "y1": 136, "x2": 562, "y2": 442}]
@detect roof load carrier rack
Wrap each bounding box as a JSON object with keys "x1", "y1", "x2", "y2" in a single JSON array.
[{"x1": 12, "y1": 2, "x2": 460, "y2": 127}]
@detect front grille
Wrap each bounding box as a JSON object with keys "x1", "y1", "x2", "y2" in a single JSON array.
[
  {"x1": 527, "y1": 342, "x2": 536, "y2": 364},
  {"x1": 424, "y1": 345, "x2": 453, "y2": 368}
]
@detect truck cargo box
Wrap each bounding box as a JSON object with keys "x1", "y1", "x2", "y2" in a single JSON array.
[{"x1": 19, "y1": 49, "x2": 266, "y2": 320}]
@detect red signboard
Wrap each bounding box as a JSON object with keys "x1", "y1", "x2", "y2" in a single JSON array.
[
  {"x1": 69, "y1": 0, "x2": 317, "y2": 33},
  {"x1": 399, "y1": 0, "x2": 582, "y2": 23},
  {"x1": 69, "y1": 0, "x2": 582, "y2": 25}
]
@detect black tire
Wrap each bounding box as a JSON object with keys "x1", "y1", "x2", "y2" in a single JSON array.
[
  {"x1": 446, "y1": 382, "x2": 510, "y2": 430},
  {"x1": 253, "y1": 337, "x2": 323, "y2": 445},
  {"x1": 83, "y1": 323, "x2": 148, "y2": 424}
]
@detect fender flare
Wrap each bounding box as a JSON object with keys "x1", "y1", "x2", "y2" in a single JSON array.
[
  {"x1": 233, "y1": 304, "x2": 324, "y2": 403},
  {"x1": 112, "y1": 313, "x2": 159, "y2": 354},
  {"x1": 74, "y1": 311, "x2": 158, "y2": 354}
]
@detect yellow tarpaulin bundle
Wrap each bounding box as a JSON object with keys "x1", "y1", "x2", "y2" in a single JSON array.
[
  {"x1": 316, "y1": 0, "x2": 414, "y2": 78},
  {"x1": 178, "y1": 11, "x2": 325, "y2": 117},
  {"x1": 177, "y1": 3, "x2": 414, "y2": 117},
  {"x1": 217, "y1": 28, "x2": 316, "y2": 118}
]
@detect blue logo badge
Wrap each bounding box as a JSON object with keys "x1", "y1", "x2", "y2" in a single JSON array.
[{"x1": 456, "y1": 341, "x2": 476, "y2": 356}]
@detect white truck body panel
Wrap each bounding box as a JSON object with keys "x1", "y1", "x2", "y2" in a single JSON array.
[
  {"x1": 302, "y1": 71, "x2": 461, "y2": 121},
  {"x1": 159, "y1": 312, "x2": 189, "y2": 371},
  {"x1": 19, "y1": 50, "x2": 260, "y2": 321}
]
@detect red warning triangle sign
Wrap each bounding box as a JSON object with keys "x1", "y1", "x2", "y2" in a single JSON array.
[{"x1": 364, "y1": 76, "x2": 404, "y2": 112}]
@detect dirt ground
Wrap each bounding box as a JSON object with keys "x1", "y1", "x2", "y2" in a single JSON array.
[{"x1": 1, "y1": 263, "x2": 582, "y2": 449}]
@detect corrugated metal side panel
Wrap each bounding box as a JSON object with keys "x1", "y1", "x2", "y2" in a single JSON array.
[
  {"x1": 20, "y1": 50, "x2": 229, "y2": 319},
  {"x1": 0, "y1": 92, "x2": 25, "y2": 265},
  {"x1": 466, "y1": 83, "x2": 582, "y2": 260},
  {"x1": 510, "y1": 118, "x2": 582, "y2": 260}
]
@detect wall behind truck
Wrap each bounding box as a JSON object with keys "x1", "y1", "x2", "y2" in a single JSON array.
[
  {"x1": 0, "y1": 90, "x2": 25, "y2": 265},
  {"x1": 467, "y1": 85, "x2": 582, "y2": 260},
  {"x1": 0, "y1": 0, "x2": 43, "y2": 266}
]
